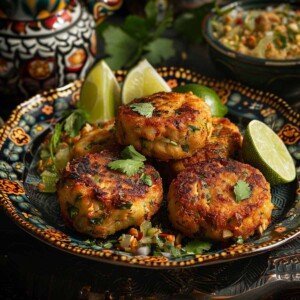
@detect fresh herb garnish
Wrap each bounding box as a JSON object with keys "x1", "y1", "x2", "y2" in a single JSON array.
[
  {"x1": 90, "y1": 217, "x2": 104, "y2": 225},
  {"x1": 64, "y1": 109, "x2": 88, "y2": 138},
  {"x1": 140, "y1": 173, "x2": 153, "y2": 187},
  {"x1": 129, "y1": 103, "x2": 155, "y2": 118},
  {"x1": 108, "y1": 159, "x2": 144, "y2": 176},
  {"x1": 50, "y1": 123, "x2": 62, "y2": 161},
  {"x1": 182, "y1": 144, "x2": 189, "y2": 153},
  {"x1": 121, "y1": 145, "x2": 146, "y2": 161},
  {"x1": 233, "y1": 180, "x2": 251, "y2": 202},
  {"x1": 236, "y1": 236, "x2": 244, "y2": 245},
  {"x1": 108, "y1": 145, "x2": 146, "y2": 176},
  {"x1": 117, "y1": 202, "x2": 133, "y2": 210},
  {"x1": 68, "y1": 204, "x2": 79, "y2": 219},
  {"x1": 100, "y1": 0, "x2": 175, "y2": 69},
  {"x1": 188, "y1": 125, "x2": 200, "y2": 132},
  {"x1": 185, "y1": 240, "x2": 212, "y2": 255},
  {"x1": 274, "y1": 32, "x2": 287, "y2": 49}
]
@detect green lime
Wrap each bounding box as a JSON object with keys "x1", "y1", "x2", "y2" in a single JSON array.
[
  {"x1": 122, "y1": 59, "x2": 171, "y2": 104},
  {"x1": 174, "y1": 84, "x2": 228, "y2": 117},
  {"x1": 242, "y1": 120, "x2": 296, "y2": 185},
  {"x1": 79, "y1": 60, "x2": 121, "y2": 123}
]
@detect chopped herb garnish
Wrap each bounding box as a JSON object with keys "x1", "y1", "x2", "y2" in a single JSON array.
[
  {"x1": 117, "y1": 202, "x2": 133, "y2": 210},
  {"x1": 182, "y1": 144, "x2": 189, "y2": 152},
  {"x1": 64, "y1": 109, "x2": 88, "y2": 138},
  {"x1": 108, "y1": 159, "x2": 144, "y2": 176},
  {"x1": 50, "y1": 123, "x2": 62, "y2": 161},
  {"x1": 68, "y1": 204, "x2": 79, "y2": 219},
  {"x1": 236, "y1": 236, "x2": 244, "y2": 244},
  {"x1": 188, "y1": 125, "x2": 200, "y2": 132},
  {"x1": 121, "y1": 145, "x2": 146, "y2": 162},
  {"x1": 90, "y1": 216, "x2": 104, "y2": 225},
  {"x1": 170, "y1": 245, "x2": 182, "y2": 258},
  {"x1": 234, "y1": 180, "x2": 251, "y2": 202},
  {"x1": 185, "y1": 240, "x2": 212, "y2": 254},
  {"x1": 129, "y1": 103, "x2": 155, "y2": 118},
  {"x1": 140, "y1": 173, "x2": 153, "y2": 186}
]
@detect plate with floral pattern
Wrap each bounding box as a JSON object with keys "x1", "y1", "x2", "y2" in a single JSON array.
[{"x1": 0, "y1": 67, "x2": 299, "y2": 268}]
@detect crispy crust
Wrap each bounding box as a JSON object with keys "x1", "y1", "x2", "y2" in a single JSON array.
[
  {"x1": 116, "y1": 92, "x2": 212, "y2": 161},
  {"x1": 170, "y1": 118, "x2": 243, "y2": 174},
  {"x1": 57, "y1": 150, "x2": 163, "y2": 238},
  {"x1": 168, "y1": 159, "x2": 273, "y2": 241}
]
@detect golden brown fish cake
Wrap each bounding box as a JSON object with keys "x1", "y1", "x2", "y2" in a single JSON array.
[
  {"x1": 116, "y1": 92, "x2": 212, "y2": 161},
  {"x1": 170, "y1": 118, "x2": 243, "y2": 174},
  {"x1": 57, "y1": 150, "x2": 163, "y2": 238},
  {"x1": 168, "y1": 159, "x2": 273, "y2": 241},
  {"x1": 72, "y1": 120, "x2": 117, "y2": 159}
]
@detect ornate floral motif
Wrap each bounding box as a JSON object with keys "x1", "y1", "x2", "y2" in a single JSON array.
[
  {"x1": 41, "y1": 105, "x2": 54, "y2": 115},
  {"x1": 9, "y1": 127, "x2": 31, "y2": 146},
  {"x1": 0, "y1": 179, "x2": 25, "y2": 195},
  {"x1": 278, "y1": 124, "x2": 300, "y2": 145}
]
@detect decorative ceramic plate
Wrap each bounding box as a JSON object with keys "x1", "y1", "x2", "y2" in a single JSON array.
[{"x1": 0, "y1": 67, "x2": 299, "y2": 268}]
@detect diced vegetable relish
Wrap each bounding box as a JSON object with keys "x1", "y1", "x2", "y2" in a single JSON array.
[{"x1": 212, "y1": 4, "x2": 300, "y2": 59}]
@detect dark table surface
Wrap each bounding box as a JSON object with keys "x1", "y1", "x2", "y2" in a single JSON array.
[{"x1": 0, "y1": 12, "x2": 300, "y2": 300}]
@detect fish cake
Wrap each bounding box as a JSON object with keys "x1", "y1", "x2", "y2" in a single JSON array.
[
  {"x1": 170, "y1": 118, "x2": 242, "y2": 174},
  {"x1": 116, "y1": 92, "x2": 212, "y2": 161},
  {"x1": 57, "y1": 150, "x2": 163, "y2": 238},
  {"x1": 168, "y1": 159, "x2": 273, "y2": 241}
]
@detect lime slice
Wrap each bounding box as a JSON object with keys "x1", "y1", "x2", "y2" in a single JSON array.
[
  {"x1": 174, "y1": 84, "x2": 228, "y2": 117},
  {"x1": 122, "y1": 59, "x2": 171, "y2": 104},
  {"x1": 242, "y1": 120, "x2": 296, "y2": 185},
  {"x1": 79, "y1": 60, "x2": 121, "y2": 123}
]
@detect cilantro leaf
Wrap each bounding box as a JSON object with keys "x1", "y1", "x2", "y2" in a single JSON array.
[
  {"x1": 121, "y1": 145, "x2": 146, "y2": 162},
  {"x1": 140, "y1": 173, "x2": 153, "y2": 187},
  {"x1": 64, "y1": 109, "x2": 88, "y2": 138},
  {"x1": 102, "y1": 26, "x2": 140, "y2": 70},
  {"x1": 234, "y1": 180, "x2": 251, "y2": 202},
  {"x1": 185, "y1": 240, "x2": 212, "y2": 255},
  {"x1": 144, "y1": 38, "x2": 175, "y2": 65},
  {"x1": 188, "y1": 125, "x2": 200, "y2": 132},
  {"x1": 129, "y1": 103, "x2": 155, "y2": 118},
  {"x1": 123, "y1": 15, "x2": 149, "y2": 40},
  {"x1": 50, "y1": 123, "x2": 62, "y2": 160},
  {"x1": 108, "y1": 159, "x2": 144, "y2": 176}
]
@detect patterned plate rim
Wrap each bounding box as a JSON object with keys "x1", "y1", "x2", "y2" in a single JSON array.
[{"x1": 0, "y1": 67, "x2": 299, "y2": 269}]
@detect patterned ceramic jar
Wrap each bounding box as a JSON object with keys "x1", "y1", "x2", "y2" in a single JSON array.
[{"x1": 0, "y1": 0, "x2": 122, "y2": 106}]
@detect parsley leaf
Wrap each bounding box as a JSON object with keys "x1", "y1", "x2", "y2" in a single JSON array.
[
  {"x1": 121, "y1": 145, "x2": 146, "y2": 162},
  {"x1": 108, "y1": 159, "x2": 144, "y2": 176},
  {"x1": 188, "y1": 125, "x2": 200, "y2": 132},
  {"x1": 234, "y1": 180, "x2": 251, "y2": 202},
  {"x1": 185, "y1": 240, "x2": 212, "y2": 254},
  {"x1": 64, "y1": 109, "x2": 88, "y2": 138},
  {"x1": 129, "y1": 103, "x2": 155, "y2": 118},
  {"x1": 140, "y1": 173, "x2": 153, "y2": 187}
]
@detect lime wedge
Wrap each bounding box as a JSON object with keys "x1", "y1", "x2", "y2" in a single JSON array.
[
  {"x1": 174, "y1": 84, "x2": 228, "y2": 117},
  {"x1": 79, "y1": 60, "x2": 121, "y2": 123},
  {"x1": 242, "y1": 120, "x2": 296, "y2": 185},
  {"x1": 122, "y1": 59, "x2": 171, "y2": 104}
]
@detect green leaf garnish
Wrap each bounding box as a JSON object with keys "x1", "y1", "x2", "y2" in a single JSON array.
[
  {"x1": 64, "y1": 109, "x2": 88, "y2": 138},
  {"x1": 100, "y1": 0, "x2": 174, "y2": 69},
  {"x1": 140, "y1": 173, "x2": 153, "y2": 187},
  {"x1": 185, "y1": 240, "x2": 212, "y2": 255},
  {"x1": 90, "y1": 216, "x2": 105, "y2": 225},
  {"x1": 234, "y1": 180, "x2": 251, "y2": 202},
  {"x1": 67, "y1": 204, "x2": 79, "y2": 219},
  {"x1": 121, "y1": 145, "x2": 146, "y2": 162},
  {"x1": 129, "y1": 103, "x2": 155, "y2": 118},
  {"x1": 236, "y1": 236, "x2": 244, "y2": 244},
  {"x1": 182, "y1": 144, "x2": 189, "y2": 153},
  {"x1": 108, "y1": 159, "x2": 144, "y2": 176},
  {"x1": 188, "y1": 125, "x2": 200, "y2": 132},
  {"x1": 50, "y1": 123, "x2": 62, "y2": 161},
  {"x1": 117, "y1": 202, "x2": 133, "y2": 210}
]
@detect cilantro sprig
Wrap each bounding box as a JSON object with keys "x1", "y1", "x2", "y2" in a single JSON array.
[
  {"x1": 108, "y1": 145, "x2": 148, "y2": 177},
  {"x1": 129, "y1": 103, "x2": 155, "y2": 118},
  {"x1": 100, "y1": 0, "x2": 175, "y2": 69},
  {"x1": 234, "y1": 180, "x2": 251, "y2": 202}
]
